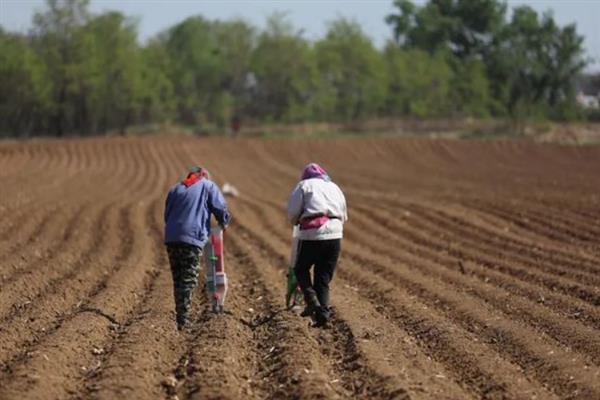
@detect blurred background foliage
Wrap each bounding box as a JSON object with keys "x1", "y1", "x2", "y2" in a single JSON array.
[{"x1": 0, "y1": 0, "x2": 594, "y2": 137}]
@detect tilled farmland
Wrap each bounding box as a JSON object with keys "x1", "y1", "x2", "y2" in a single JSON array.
[{"x1": 0, "y1": 136, "x2": 599, "y2": 400}]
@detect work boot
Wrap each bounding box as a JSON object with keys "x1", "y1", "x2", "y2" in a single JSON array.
[
  {"x1": 313, "y1": 318, "x2": 329, "y2": 329},
  {"x1": 313, "y1": 305, "x2": 331, "y2": 328},
  {"x1": 301, "y1": 293, "x2": 320, "y2": 318},
  {"x1": 300, "y1": 305, "x2": 315, "y2": 317},
  {"x1": 176, "y1": 315, "x2": 188, "y2": 331}
]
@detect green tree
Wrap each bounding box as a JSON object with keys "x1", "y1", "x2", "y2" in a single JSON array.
[
  {"x1": 0, "y1": 30, "x2": 51, "y2": 136},
  {"x1": 164, "y1": 16, "x2": 230, "y2": 126},
  {"x1": 32, "y1": 0, "x2": 91, "y2": 136},
  {"x1": 249, "y1": 14, "x2": 317, "y2": 122},
  {"x1": 449, "y1": 56, "x2": 493, "y2": 117},
  {"x1": 386, "y1": 0, "x2": 587, "y2": 121},
  {"x1": 487, "y1": 6, "x2": 587, "y2": 121},
  {"x1": 138, "y1": 39, "x2": 176, "y2": 124},
  {"x1": 385, "y1": 0, "x2": 417, "y2": 46},
  {"x1": 383, "y1": 45, "x2": 453, "y2": 117},
  {"x1": 212, "y1": 20, "x2": 256, "y2": 125},
  {"x1": 386, "y1": 0, "x2": 506, "y2": 59},
  {"x1": 314, "y1": 18, "x2": 386, "y2": 121},
  {"x1": 79, "y1": 11, "x2": 145, "y2": 133}
]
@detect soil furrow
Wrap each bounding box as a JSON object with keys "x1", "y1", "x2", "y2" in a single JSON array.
[
  {"x1": 228, "y1": 202, "x2": 559, "y2": 400},
  {"x1": 2, "y1": 135, "x2": 600, "y2": 399},
  {"x1": 362, "y1": 201, "x2": 600, "y2": 306},
  {"x1": 0, "y1": 201, "x2": 91, "y2": 281},
  {"x1": 468, "y1": 201, "x2": 600, "y2": 250},
  {"x1": 225, "y1": 228, "x2": 347, "y2": 399},
  {"x1": 260, "y1": 195, "x2": 600, "y2": 335},
  {"x1": 295, "y1": 199, "x2": 600, "y2": 364},
  {"x1": 395, "y1": 201, "x2": 600, "y2": 280},
  {"x1": 351, "y1": 200, "x2": 600, "y2": 323},
  {"x1": 0, "y1": 198, "x2": 162, "y2": 399},
  {"x1": 0, "y1": 201, "x2": 113, "y2": 320},
  {"x1": 233, "y1": 194, "x2": 596, "y2": 393}
]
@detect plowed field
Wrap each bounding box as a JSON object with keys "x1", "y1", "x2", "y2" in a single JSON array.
[{"x1": 0, "y1": 136, "x2": 599, "y2": 400}]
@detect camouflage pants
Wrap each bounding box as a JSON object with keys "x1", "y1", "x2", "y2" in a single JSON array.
[{"x1": 166, "y1": 243, "x2": 203, "y2": 327}]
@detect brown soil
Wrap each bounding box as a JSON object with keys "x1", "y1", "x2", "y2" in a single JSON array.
[{"x1": 0, "y1": 135, "x2": 599, "y2": 400}]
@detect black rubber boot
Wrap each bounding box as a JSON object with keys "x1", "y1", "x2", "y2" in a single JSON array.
[
  {"x1": 313, "y1": 312, "x2": 329, "y2": 328},
  {"x1": 300, "y1": 305, "x2": 315, "y2": 317},
  {"x1": 176, "y1": 315, "x2": 188, "y2": 331},
  {"x1": 301, "y1": 293, "x2": 320, "y2": 318}
]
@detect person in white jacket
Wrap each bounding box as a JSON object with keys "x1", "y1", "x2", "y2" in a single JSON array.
[{"x1": 287, "y1": 163, "x2": 348, "y2": 327}]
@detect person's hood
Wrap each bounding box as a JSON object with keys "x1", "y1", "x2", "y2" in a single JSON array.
[{"x1": 301, "y1": 163, "x2": 330, "y2": 181}]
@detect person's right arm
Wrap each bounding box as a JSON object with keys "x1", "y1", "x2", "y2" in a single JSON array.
[{"x1": 164, "y1": 188, "x2": 174, "y2": 224}]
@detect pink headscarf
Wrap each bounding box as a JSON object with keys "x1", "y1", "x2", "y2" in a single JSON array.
[{"x1": 301, "y1": 163, "x2": 330, "y2": 181}]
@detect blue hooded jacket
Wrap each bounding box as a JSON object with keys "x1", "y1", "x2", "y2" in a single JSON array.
[{"x1": 164, "y1": 179, "x2": 231, "y2": 248}]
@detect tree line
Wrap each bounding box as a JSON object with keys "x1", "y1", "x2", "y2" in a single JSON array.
[{"x1": 0, "y1": 0, "x2": 590, "y2": 137}]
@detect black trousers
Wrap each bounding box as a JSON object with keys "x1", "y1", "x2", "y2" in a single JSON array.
[{"x1": 294, "y1": 239, "x2": 341, "y2": 321}]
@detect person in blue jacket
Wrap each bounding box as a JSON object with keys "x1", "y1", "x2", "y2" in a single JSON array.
[{"x1": 164, "y1": 166, "x2": 230, "y2": 330}]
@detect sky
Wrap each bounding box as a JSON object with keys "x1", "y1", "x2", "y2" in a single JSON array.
[{"x1": 1, "y1": 0, "x2": 599, "y2": 71}]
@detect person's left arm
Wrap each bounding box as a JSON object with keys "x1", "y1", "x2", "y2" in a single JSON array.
[
  {"x1": 208, "y1": 182, "x2": 231, "y2": 228},
  {"x1": 337, "y1": 185, "x2": 348, "y2": 223}
]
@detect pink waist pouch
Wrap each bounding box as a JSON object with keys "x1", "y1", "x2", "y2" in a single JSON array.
[{"x1": 299, "y1": 215, "x2": 330, "y2": 230}]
